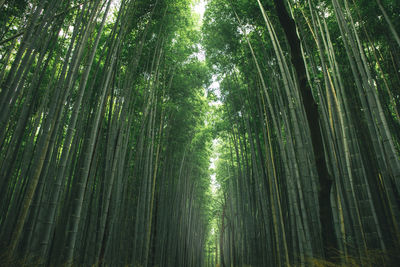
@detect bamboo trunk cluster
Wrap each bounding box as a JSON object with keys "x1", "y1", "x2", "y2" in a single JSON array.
[
  {"x1": 0, "y1": 1, "x2": 211, "y2": 266},
  {"x1": 204, "y1": 0, "x2": 400, "y2": 266}
]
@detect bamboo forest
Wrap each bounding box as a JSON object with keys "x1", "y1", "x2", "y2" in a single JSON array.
[{"x1": 1, "y1": 0, "x2": 400, "y2": 266}]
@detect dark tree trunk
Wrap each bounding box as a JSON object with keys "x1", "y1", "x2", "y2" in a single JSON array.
[{"x1": 272, "y1": 0, "x2": 338, "y2": 260}]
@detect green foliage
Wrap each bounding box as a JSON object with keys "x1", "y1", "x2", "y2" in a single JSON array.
[{"x1": 1, "y1": 0, "x2": 400, "y2": 266}]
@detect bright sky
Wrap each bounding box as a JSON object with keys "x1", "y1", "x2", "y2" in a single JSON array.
[
  {"x1": 193, "y1": 0, "x2": 206, "y2": 22},
  {"x1": 209, "y1": 139, "x2": 221, "y2": 194},
  {"x1": 191, "y1": 0, "x2": 207, "y2": 61},
  {"x1": 191, "y1": 1, "x2": 222, "y2": 195},
  {"x1": 191, "y1": 1, "x2": 221, "y2": 194}
]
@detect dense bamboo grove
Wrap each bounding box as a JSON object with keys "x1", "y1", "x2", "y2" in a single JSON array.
[
  {"x1": 0, "y1": 0, "x2": 400, "y2": 266},
  {"x1": 204, "y1": 0, "x2": 400, "y2": 266},
  {"x1": 0, "y1": 0, "x2": 212, "y2": 266}
]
